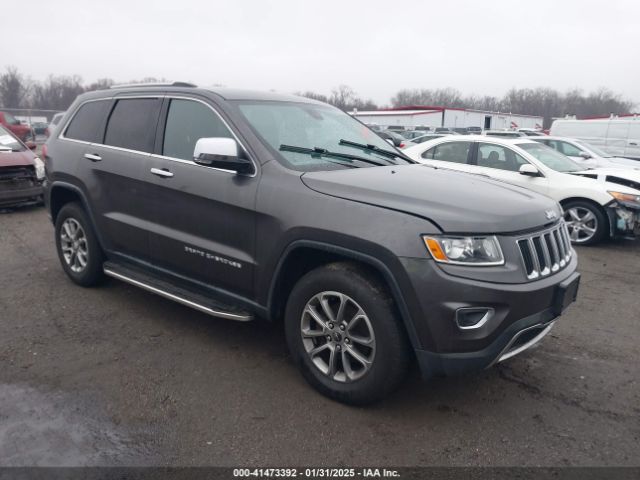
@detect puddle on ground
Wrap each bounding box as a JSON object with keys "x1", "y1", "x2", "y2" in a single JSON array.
[{"x1": 0, "y1": 383, "x2": 154, "y2": 466}]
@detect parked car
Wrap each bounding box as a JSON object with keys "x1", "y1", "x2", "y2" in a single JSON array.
[
  {"x1": 550, "y1": 117, "x2": 640, "y2": 160},
  {"x1": 532, "y1": 136, "x2": 640, "y2": 170},
  {"x1": 404, "y1": 135, "x2": 640, "y2": 245},
  {"x1": 466, "y1": 126, "x2": 482, "y2": 135},
  {"x1": 0, "y1": 111, "x2": 34, "y2": 142},
  {"x1": 0, "y1": 124, "x2": 45, "y2": 207},
  {"x1": 46, "y1": 112, "x2": 66, "y2": 137},
  {"x1": 400, "y1": 130, "x2": 430, "y2": 140},
  {"x1": 484, "y1": 130, "x2": 527, "y2": 138},
  {"x1": 434, "y1": 127, "x2": 456, "y2": 134},
  {"x1": 44, "y1": 84, "x2": 579, "y2": 404},
  {"x1": 379, "y1": 130, "x2": 415, "y2": 149},
  {"x1": 517, "y1": 128, "x2": 545, "y2": 137},
  {"x1": 452, "y1": 127, "x2": 469, "y2": 135},
  {"x1": 31, "y1": 121, "x2": 49, "y2": 136},
  {"x1": 411, "y1": 133, "x2": 450, "y2": 144}
]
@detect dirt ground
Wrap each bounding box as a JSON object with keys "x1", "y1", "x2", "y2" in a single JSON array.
[{"x1": 1, "y1": 206, "x2": 638, "y2": 466}]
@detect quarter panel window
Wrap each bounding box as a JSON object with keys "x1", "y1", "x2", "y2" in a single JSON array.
[
  {"x1": 104, "y1": 98, "x2": 162, "y2": 153},
  {"x1": 64, "y1": 100, "x2": 110, "y2": 143},
  {"x1": 422, "y1": 141, "x2": 471, "y2": 164},
  {"x1": 477, "y1": 143, "x2": 528, "y2": 172},
  {"x1": 162, "y1": 99, "x2": 232, "y2": 161}
]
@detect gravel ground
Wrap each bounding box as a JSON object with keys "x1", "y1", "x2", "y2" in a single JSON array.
[{"x1": 0, "y1": 206, "x2": 638, "y2": 466}]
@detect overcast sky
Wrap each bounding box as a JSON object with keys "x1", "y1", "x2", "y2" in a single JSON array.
[{"x1": 3, "y1": 0, "x2": 639, "y2": 105}]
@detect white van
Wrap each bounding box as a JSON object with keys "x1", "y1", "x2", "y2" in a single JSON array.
[{"x1": 550, "y1": 117, "x2": 640, "y2": 160}]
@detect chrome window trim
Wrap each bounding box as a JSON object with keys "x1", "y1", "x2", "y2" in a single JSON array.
[{"x1": 58, "y1": 94, "x2": 258, "y2": 178}]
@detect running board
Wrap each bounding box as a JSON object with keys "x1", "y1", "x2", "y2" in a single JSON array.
[{"x1": 103, "y1": 262, "x2": 253, "y2": 322}]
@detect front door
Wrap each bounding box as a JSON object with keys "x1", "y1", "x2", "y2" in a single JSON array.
[
  {"x1": 146, "y1": 97, "x2": 259, "y2": 298},
  {"x1": 473, "y1": 142, "x2": 550, "y2": 195}
]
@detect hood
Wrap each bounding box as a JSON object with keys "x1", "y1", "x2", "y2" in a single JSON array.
[
  {"x1": 0, "y1": 149, "x2": 35, "y2": 168},
  {"x1": 594, "y1": 157, "x2": 640, "y2": 170},
  {"x1": 301, "y1": 164, "x2": 561, "y2": 233}
]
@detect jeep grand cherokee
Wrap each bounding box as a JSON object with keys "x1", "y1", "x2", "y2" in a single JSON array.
[{"x1": 43, "y1": 83, "x2": 580, "y2": 404}]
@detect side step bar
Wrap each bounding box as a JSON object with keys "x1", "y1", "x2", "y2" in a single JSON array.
[{"x1": 103, "y1": 263, "x2": 253, "y2": 322}]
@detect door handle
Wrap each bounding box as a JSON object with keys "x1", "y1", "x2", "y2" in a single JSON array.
[
  {"x1": 150, "y1": 167, "x2": 174, "y2": 178},
  {"x1": 84, "y1": 153, "x2": 102, "y2": 162}
]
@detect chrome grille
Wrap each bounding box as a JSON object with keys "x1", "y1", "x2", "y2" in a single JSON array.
[{"x1": 517, "y1": 222, "x2": 572, "y2": 280}]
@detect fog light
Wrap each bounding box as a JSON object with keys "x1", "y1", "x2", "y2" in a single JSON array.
[{"x1": 456, "y1": 307, "x2": 494, "y2": 330}]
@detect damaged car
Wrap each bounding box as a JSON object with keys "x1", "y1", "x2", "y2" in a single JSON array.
[
  {"x1": 0, "y1": 124, "x2": 45, "y2": 208},
  {"x1": 404, "y1": 136, "x2": 640, "y2": 245}
]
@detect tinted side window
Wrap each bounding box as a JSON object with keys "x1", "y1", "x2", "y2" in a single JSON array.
[
  {"x1": 422, "y1": 141, "x2": 471, "y2": 164},
  {"x1": 477, "y1": 143, "x2": 528, "y2": 172},
  {"x1": 64, "y1": 101, "x2": 110, "y2": 142},
  {"x1": 163, "y1": 99, "x2": 232, "y2": 161},
  {"x1": 104, "y1": 98, "x2": 162, "y2": 153}
]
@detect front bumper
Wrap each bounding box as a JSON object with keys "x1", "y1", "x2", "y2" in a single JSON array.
[
  {"x1": 398, "y1": 255, "x2": 579, "y2": 378},
  {"x1": 0, "y1": 183, "x2": 44, "y2": 207}
]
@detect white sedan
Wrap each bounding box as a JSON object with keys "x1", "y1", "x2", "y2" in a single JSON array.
[
  {"x1": 531, "y1": 136, "x2": 640, "y2": 170},
  {"x1": 404, "y1": 135, "x2": 640, "y2": 245}
]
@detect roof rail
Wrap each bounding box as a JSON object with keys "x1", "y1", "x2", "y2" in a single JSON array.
[{"x1": 109, "y1": 81, "x2": 197, "y2": 89}]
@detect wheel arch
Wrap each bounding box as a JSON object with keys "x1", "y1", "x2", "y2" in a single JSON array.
[
  {"x1": 267, "y1": 240, "x2": 422, "y2": 350},
  {"x1": 49, "y1": 182, "x2": 106, "y2": 250}
]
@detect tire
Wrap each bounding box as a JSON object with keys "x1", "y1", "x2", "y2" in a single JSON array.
[
  {"x1": 54, "y1": 202, "x2": 105, "y2": 286},
  {"x1": 562, "y1": 200, "x2": 607, "y2": 246},
  {"x1": 285, "y1": 262, "x2": 410, "y2": 405}
]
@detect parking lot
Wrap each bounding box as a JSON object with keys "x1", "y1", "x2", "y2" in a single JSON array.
[{"x1": 0, "y1": 206, "x2": 638, "y2": 467}]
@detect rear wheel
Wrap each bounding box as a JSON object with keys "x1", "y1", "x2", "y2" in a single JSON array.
[
  {"x1": 55, "y1": 202, "x2": 104, "y2": 286},
  {"x1": 562, "y1": 200, "x2": 607, "y2": 246},
  {"x1": 285, "y1": 262, "x2": 410, "y2": 405}
]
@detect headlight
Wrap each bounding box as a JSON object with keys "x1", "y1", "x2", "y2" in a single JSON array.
[
  {"x1": 33, "y1": 156, "x2": 45, "y2": 180},
  {"x1": 423, "y1": 235, "x2": 504, "y2": 266},
  {"x1": 609, "y1": 191, "x2": 640, "y2": 207}
]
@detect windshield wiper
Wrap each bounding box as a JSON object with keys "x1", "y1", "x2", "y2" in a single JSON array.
[
  {"x1": 338, "y1": 139, "x2": 414, "y2": 163},
  {"x1": 279, "y1": 144, "x2": 389, "y2": 167}
]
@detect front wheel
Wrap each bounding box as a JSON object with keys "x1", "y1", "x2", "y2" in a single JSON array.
[
  {"x1": 562, "y1": 200, "x2": 607, "y2": 246},
  {"x1": 285, "y1": 262, "x2": 410, "y2": 405}
]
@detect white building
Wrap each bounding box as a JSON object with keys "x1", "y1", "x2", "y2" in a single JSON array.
[{"x1": 352, "y1": 106, "x2": 543, "y2": 131}]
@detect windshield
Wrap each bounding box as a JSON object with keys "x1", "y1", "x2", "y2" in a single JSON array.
[
  {"x1": 0, "y1": 125, "x2": 24, "y2": 152},
  {"x1": 574, "y1": 140, "x2": 612, "y2": 158},
  {"x1": 235, "y1": 101, "x2": 411, "y2": 171},
  {"x1": 517, "y1": 142, "x2": 583, "y2": 172}
]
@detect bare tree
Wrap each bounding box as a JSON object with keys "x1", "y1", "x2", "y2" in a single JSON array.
[
  {"x1": 30, "y1": 75, "x2": 85, "y2": 111},
  {"x1": 0, "y1": 66, "x2": 30, "y2": 107}
]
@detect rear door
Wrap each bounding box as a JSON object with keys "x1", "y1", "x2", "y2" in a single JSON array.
[
  {"x1": 473, "y1": 142, "x2": 549, "y2": 195},
  {"x1": 79, "y1": 96, "x2": 163, "y2": 262},
  {"x1": 146, "y1": 96, "x2": 259, "y2": 297}
]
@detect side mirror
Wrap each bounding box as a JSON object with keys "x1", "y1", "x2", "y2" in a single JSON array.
[
  {"x1": 193, "y1": 137, "x2": 253, "y2": 175},
  {"x1": 579, "y1": 151, "x2": 592, "y2": 159},
  {"x1": 26, "y1": 141, "x2": 37, "y2": 151},
  {"x1": 519, "y1": 164, "x2": 541, "y2": 177}
]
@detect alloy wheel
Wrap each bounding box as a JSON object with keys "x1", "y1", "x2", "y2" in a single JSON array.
[
  {"x1": 300, "y1": 291, "x2": 376, "y2": 383},
  {"x1": 564, "y1": 207, "x2": 598, "y2": 243},
  {"x1": 60, "y1": 218, "x2": 89, "y2": 273}
]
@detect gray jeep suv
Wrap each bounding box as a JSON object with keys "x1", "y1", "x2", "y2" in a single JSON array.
[{"x1": 44, "y1": 83, "x2": 580, "y2": 404}]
